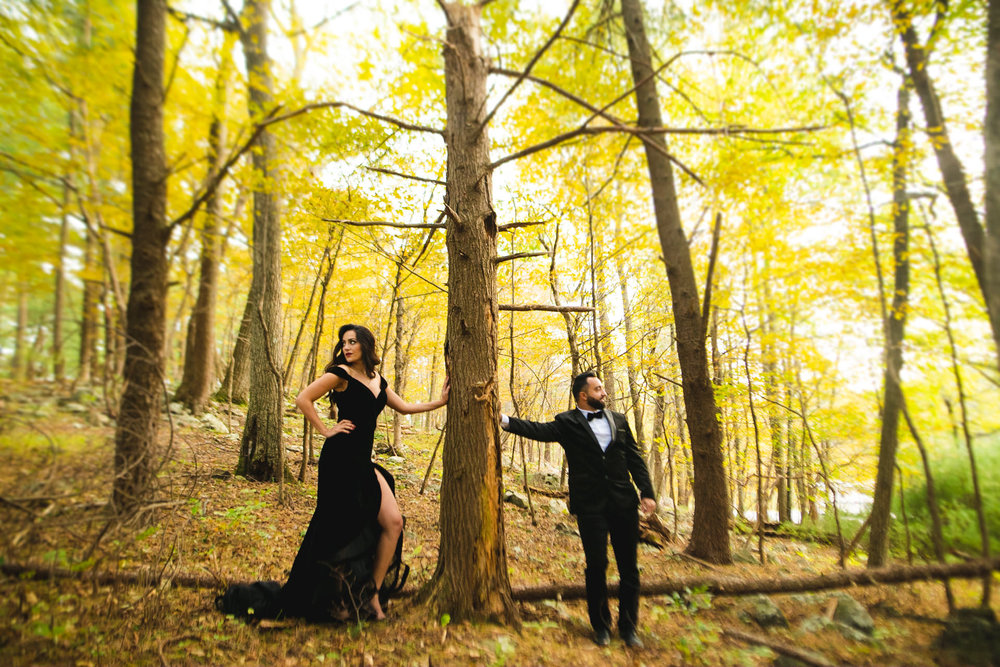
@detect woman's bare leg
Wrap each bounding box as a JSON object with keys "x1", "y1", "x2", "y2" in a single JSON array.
[{"x1": 369, "y1": 468, "x2": 403, "y2": 619}]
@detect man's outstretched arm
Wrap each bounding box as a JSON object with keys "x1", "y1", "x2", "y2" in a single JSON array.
[{"x1": 502, "y1": 414, "x2": 562, "y2": 442}]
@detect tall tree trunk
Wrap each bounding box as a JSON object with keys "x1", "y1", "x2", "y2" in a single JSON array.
[
  {"x1": 891, "y1": 0, "x2": 998, "y2": 365},
  {"x1": 868, "y1": 83, "x2": 912, "y2": 567},
  {"x1": 78, "y1": 228, "x2": 101, "y2": 385},
  {"x1": 53, "y1": 187, "x2": 70, "y2": 383},
  {"x1": 392, "y1": 297, "x2": 409, "y2": 451},
  {"x1": 541, "y1": 223, "x2": 581, "y2": 376},
  {"x1": 173, "y1": 35, "x2": 234, "y2": 415},
  {"x1": 113, "y1": 0, "x2": 168, "y2": 514},
  {"x1": 13, "y1": 285, "x2": 28, "y2": 382},
  {"x1": 620, "y1": 0, "x2": 731, "y2": 563},
  {"x1": 616, "y1": 240, "x2": 644, "y2": 443},
  {"x1": 986, "y1": 0, "x2": 1000, "y2": 369},
  {"x1": 594, "y1": 235, "x2": 617, "y2": 406},
  {"x1": 421, "y1": 1, "x2": 516, "y2": 623},
  {"x1": 216, "y1": 300, "x2": 252, "y2": 403},
  {"x1": 650, "y1": 384, "x2": 668, "y2": 500},
  {"x1": 760, "y1": 279, "x2": 788, "y2": 523},
  {"x1": 237, "y1": 0, "x2": 285, "y2": 481}
]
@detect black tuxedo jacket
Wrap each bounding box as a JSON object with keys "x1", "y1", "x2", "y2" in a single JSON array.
[{"x1": 506, "y1": 409, "x2": 655, "y2": 515}]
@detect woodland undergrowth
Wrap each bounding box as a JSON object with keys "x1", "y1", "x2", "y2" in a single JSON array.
[{"x1": 0, "y1": 381, "x2": 993, "y2": 667}]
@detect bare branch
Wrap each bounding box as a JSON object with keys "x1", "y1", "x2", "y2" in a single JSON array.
[
  {"x1": 498, "y1": 220, "x2": 547, "y2": 231},
  {"x1": 322, "y1": 217, "x2": 446, "y2": 230},
  {"x1": 366, "y1": 166, "x2": 446, "y2": 185},
  {"x1": 171, "y1": 100, "x2": 441, "y2": 229},
  {"x1": 500, "y1": 304, "x2": 594, "y2": 313},
  {"x1": 496, "y1": 251, "x2": 550, "y2": 264},
  {"x1": 167, "y1": 5, "x2": 237, "y2": 31},
  {"x1": 478, "y1": 0, "x2": 581, "y2": 134},
  {"x1": 701, "y1": 212, "x2": 723, "y2": 343}
]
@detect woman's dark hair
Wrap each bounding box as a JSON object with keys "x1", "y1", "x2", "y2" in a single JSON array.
[{"x1": 325, "y1": 324, "x2": 380, "y2": 378}]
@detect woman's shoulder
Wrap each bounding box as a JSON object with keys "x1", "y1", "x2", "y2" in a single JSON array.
[{"x1": 327, "y1": 364, "x2": 351, "y2": 379}]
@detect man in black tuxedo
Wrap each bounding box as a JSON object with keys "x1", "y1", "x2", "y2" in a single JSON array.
[{"x1": 501, "y1": 371, "x2": 656, "y2": 648}]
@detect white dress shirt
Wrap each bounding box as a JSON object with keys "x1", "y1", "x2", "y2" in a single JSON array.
[{"x1": 580, "y1": 409, "x2": 612, "y2": 451}]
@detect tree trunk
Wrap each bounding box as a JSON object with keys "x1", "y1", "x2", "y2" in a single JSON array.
[
  {"x1": 987, "y1": 0, "x2": 1000, "y2": 369},
  {"x1": 868, "y1": 84, "x2": 912, "y2": 568},
  {"x1": 650, "y1": 384, "x2": 668, "y2": 500},
  {"x1": 891, "y1": 0, "x2": 998, "y2": 363},
  {"x1": 594, "y1": 236, "x2": 617, "y2": 406},
  {"x1": 53, "y1": 187, "x2": 70, "y2": 383},
  {"x1": 421, "y1": 1, "x2": 516, "y2": 623},
  {"x1": 216, "y1": 299, "x2": 252, "y2": 403},
  {"x1": 173, "y1": 35, "x2": 234, "y2": 415},
  {"x1": 541, "y1": 223, "x2": 581, "y2": 376},
  {"x1": 113, "y1": 0, "x2": 168, "y2": 514},
  {"x1": 616, "y1": 240, "x2": 644, "y2": 443},
  {"x1": 236, "y1": 0, "x2": 285, "y2": 481},
  {"x1": 620, "y1": 0, "x2": 731, "y2": 563},
  {"x1": 78, "y1": 229, "x2": 101, "y2": 386},
  {"x1": 760, "y1": 281, "x2": 788, "y2": 523},
  {"x1": 392, "y1": 297, "x2": 409, "y2": 451},
  {"x1": 12, "y1": 285, "x2": 28, "y2": 381}
]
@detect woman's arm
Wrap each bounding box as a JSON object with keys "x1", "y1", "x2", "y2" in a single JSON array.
[
  {"x1": 384, "y1": 377, "x2": 449, "y2": 415},
  {"x1": 295, "y1": 372, "x2": 352, "y2": 438}
]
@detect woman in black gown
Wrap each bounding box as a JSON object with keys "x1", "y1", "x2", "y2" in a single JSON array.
[{"x1": 283, "y1": 323, "x2": 448, "y2": 621}]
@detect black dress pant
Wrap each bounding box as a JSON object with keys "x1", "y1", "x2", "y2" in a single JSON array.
[{"x1": 575, "y1": 504, "x2": 640, "y2": 636}]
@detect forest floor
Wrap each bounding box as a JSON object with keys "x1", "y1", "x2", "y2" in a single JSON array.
[{"x1": 0, "y1": 380, "x2": 996, "y2": 667}]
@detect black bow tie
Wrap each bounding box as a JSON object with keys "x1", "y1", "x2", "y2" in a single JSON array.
[{"x1": 586, "y1": 410, "x2": 604, "y2": 421}]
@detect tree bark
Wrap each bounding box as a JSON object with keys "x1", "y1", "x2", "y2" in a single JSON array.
[
  {"x1": 236, "y1": 0, "x2": 285, "y2": 481},
  {"x1": 173, "y1": 34, "x2": 235, "y2": 415},
  {"x1": 511, "y1": 557, "x2": 1000, "y2": 602},
  {"x1": 891, "y1": 0, "x2": 999, "y2": 365},
  {"x1": 868, "y1": 84, "x2": 912, "y2": 568},
  {"x1": 618, "y1": 255, "x2": 645, "y2": 446},
  {"x1": 78, "y1": 229, "x2": 101, "y2": 386},
  {"x1": 12, "y1": 285, "x2": 28, "y2": 381},
  {"x1": 620, "y1": 0, "x2": 731, "y2": 563},
  {"x1": 53, "y1": 187, "x2": 70, "y2": 383},
  {"x1": 420, "y1": 1, "x2": 516, "y2": 623},
  {"x1": 6, "y1": 556, "x2": 999, "y2": 603},
  {"x1": 113, "y1": 0, "x2": 168, "y2": 514},
  {"x1": 987, "y1": 0, "x2": 1000, "y2": 369},
  {"x1": 541, "y1": 224, "x2": 581, "y2": 376}
]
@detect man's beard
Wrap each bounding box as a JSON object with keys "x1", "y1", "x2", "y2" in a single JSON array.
[{"x1": 584, "y1": 395, "x2": 606, "y2": 410}]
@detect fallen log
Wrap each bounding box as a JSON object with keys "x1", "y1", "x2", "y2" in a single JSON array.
[
  {"x1": 509, "y1": 556, "x2": 1000, "y2": 602},
  {"x1": 4, "y1": 557, "x2": 998, "y2": 604}
]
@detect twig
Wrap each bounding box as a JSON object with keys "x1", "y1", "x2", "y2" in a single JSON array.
[
  {"x1": 477, "y1": 0, "x2": 581, "y2": 135},
  {"x1": 499, "y1": 304, "x2": 593, "y2": 313},
  {"x1": 365, "y1": 166, "x2": 446, "y2": 186},
  {"x1": 721, "y1": 626, "x2": 835, "y2": 667},
  {"x1": 323, "y1": 217, "x2": 445, "y2": 230},
  {"x1": 419, "y1": 428, "x2": 446, "y2": 495}
]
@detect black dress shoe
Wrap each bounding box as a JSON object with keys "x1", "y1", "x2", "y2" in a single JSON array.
[
  {"x1": 622, "y1": 631, "x2": 644, "y2": 648},
  {"x1": 594, "y1": 628, "x2": 611, "y2": 646}
]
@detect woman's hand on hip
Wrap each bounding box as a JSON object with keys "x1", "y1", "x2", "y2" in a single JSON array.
[{"x1": 324, "y1": 420, "x2": 355, "y2": 438}]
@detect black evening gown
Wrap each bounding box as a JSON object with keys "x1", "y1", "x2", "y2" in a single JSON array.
[{"x1": 217, "y1": 366, "x2": 408, "y2": 622}]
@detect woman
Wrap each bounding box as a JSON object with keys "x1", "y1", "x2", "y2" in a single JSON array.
[{"x1": 282, "y1": 323, "x2": 448, "y2": 621}]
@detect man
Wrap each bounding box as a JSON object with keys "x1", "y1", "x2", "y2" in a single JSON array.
[{"x1": 502, "y1": 371, "x2": 656, "y2": 648}]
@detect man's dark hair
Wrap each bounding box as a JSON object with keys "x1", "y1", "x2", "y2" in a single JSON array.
[{"x1": 572, "y1": 371, "x2": 598, "y2": 401}]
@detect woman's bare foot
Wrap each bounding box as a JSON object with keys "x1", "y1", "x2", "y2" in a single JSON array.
[{"x1": 368, "y1": 594, "x2": 386, "y2": 620}]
